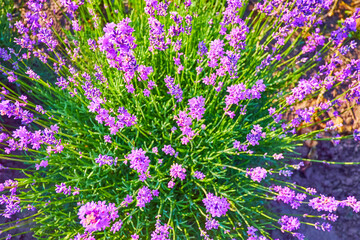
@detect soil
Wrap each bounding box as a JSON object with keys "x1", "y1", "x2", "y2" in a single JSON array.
[{"x1": 270, "y1": 139, "x2": 360, "y2": 240}]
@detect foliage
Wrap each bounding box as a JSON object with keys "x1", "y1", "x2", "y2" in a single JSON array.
[{"x1": 0, "y1": 0, "x2": 360, "y2": 239}]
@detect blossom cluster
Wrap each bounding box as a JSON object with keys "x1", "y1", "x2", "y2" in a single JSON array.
[
  {"x1": 78, "y1": 201, "x2": 119, "y2": 232},
  {"x1": 1, "y1": 0, "x2": 360, "y2": 239}
]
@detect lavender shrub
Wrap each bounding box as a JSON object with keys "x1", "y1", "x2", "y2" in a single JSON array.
[{"x1": 0, "y1": 0, "x2": 360, "y2": 239}]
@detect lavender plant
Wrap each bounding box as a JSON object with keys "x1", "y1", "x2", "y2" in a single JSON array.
[{"x1": 1, "y1": 0, "x2": 360, "y2": 239}]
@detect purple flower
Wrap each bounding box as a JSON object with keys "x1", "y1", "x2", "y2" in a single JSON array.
[
  {"x1": 95, "y1": 154, "x2": 117, "y2": 167},
  {"x1": 302, "y1": 31, "x2": 325, "y2": 53},
  {"x1": 207, "y1": 39, "x2": 225, "y2": 68},
  {"x1": 168, "y1": 180, "x2": 175, "y2": 189},
  {"x1": 268, "y1": 107, "x2": 276, "y2": 115},
  {"x1": 35, "y1": 160, "x2": 48, "y2": 170},
  {"x1": 25, "y1": 68, "x2": 40, "y2": 80},
  {"x1": 111, "y1": 220, "x2": 123, "y2": 233},
  {"x1": 138, "y1": 65, "x2": 154, "y2": 81},
  {"x1": 184, "y1": 0, "x2": 191, "y2": 8},
  {"x1": 78, "y1": 201, "x2": 118, "y2": 232},
  {"x1": 125, "y1": 148, "x2": 151, "y2": 181},
  {"x1": 164, "y1": 75, "x2": 183, "y2": 102},
  {"x1": 143, "y1": 89, "x2": 151, "y2": 97},
  {"x1": 162, "y1": 145, "x2": 176, "y2": 156},
  {"x1": 55, "y1": 182, "x2": 71, "y2": 195},
  {"x1": 152, "y1": 147, "x2": 158, "y2": 154},
  {"x1": 271, "y1": 186, "x2": 305, "y2": 209},
  {"x1": 354, "y1": 129, "x2": 360, "y2": 141},
  {"x1": 218, "y1": 51, "x2": 240, "y2": 77},
  {"x1": 273, "y1": 153, "x2": 284, "y2": 160},
  {"x1": 55, "y1": 76, "x2": 69, "y2": 90},
  {"x1": 104, "y1": 135, "x2": 112, "y2": 143},
  {"x1": 247, "y1": 226, "x2": 257, "y2": 236},
  {"x1": 131, "y1": 234, "x2": 140, "y2": 240},
  {"x1": 170, "y1": 163, "x2": 186, "y2": 180},
  {"x1": 88, "y1": 39, "x2": 97, "y2": 51},
  {"x1": 278, "y1": 215, "x2": 300, "y2": 232},
  {"x1": 152, "y1": 189, "x2": 159, "y2": 197},
  {"x1": 198, "y1": 41, "x2": 208, "y2": 57},
  {"x1": 136, "y1": 186, "x2": 153, "y2": 208},
  {"x1": 246, "y1": 124, "x2": 266, "y2": 146},
  {"x1": 7, "y1": 71, "x2": 17, "y2": 83},
  {"x1": 225, "y1": 22, "x2": 248, "y2": 51},
  {"x1": 205, "y1": 217, "x2": 219, "y2": 230},
  {"x1": 306, "y1": 188, "x2": 317, "y2": 195},
  {"x1": 97, "y1": 19, "x2": 145, "y2": 87},
  {"x1": 151, "y1": 217, "x2": 172, "y2": 240},
  {"x1": 121, "y1": 194, "x2": 133, "y2": 207},
  {"x1": 148, "y1": 17, "x2": 168, "y2": 52},
  {"x1": 194, "y1": 171, "x2": 205, "y2": 180},
  {"x1": 246, "y1": 167, "x2": 267, "y2": 182},
  {"x1": 188, "y1": 96, "x2": 206, "y2": 121},
  {"x1": 203, "y1": 193, "x2": 230, "y2": 217},
  {"x1": 72, "y1": 187, "x2": 80, "y2": 196},
  {"x1": 72, "y1": 19, "x2": 82, "y2": 31},
  {"x1": 309, "y1": 195, "x2": 339, "y2": 212}
]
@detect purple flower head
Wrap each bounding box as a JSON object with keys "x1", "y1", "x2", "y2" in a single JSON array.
[
  {"x1": 205, "y1": 217, "x2": 219, "y2": 230},
  {"x1": 95, "y1": 154, "x2": 117, "y2": 167},
  {"x1": 72, "y1": 19, "x2": 82, "y2": 31},
  {"x1": 26, "y1": 68, "x2": 40, "y2": 80},
  {"x1": 246, "y1": 124, "x2": 266, "y2": 146},
  {"x1": 306, "y1": 188, "x2": 317, "y2": 195},
  {"x1": 152, "y1": 147, "x2": 158, "y2": 154},
  {"x1": 104, "y1": 135, "x2": 112, "y2": 143},
  {"x1": 131, "y1": 234, "x2": 140, "y2": 240},
  {"x1": 55, "y1": 182, "x2": 71, "y2": 195},
  {"x1": 207, "y1": 39, "x2": 225, "y2": 68},
  {"x1": 151, "y1": 218, "x2": 172, "y2": 240},
  {"x1": 72, "y1": 187, "x2": 80, "y2": 196},
  {"x1": 125, "y1": 148, "x2": 151, "y2": 181},
  {"x1": 268, "y1": 107, "x2": 276, "y2": 115},
  {"x1": 170, "y1": 163, "x2": 186, "y2": 180},
  {"x1": 302, "y1": 32, "x2": 325, "y2": 53},
  {"x1": 78, "y1": 201, "x2": 118, "y2": 232},
  {"x1": 184, "y1": 0, "x2": 191, "y2": 8},
  {"x1": 247, "y1": 226, "x2": 257, "y2": 236},
  {"x1": 273, "y1": 153, "x2": 284, "y2": 160},
  {"x1": 278, "y1": 215, "x2": 300, "y2": 232},
  {"x1": 354, "y1": 129, "x2": 360, "y2": 141},
  {"x1": 162, "y1": 145, "x2": 176, "y2": 156},
  {"x1": 188, "y1": 96, "x2": 206, "y2": 121},
  {"x1": 143, "y1": 89, "x2": 151, "y2": 97},
  {"x1": 225, "y1": 21, "x2": 248, "y2": 51},
  {"x1": 152, "y1": 189, "x2": 159, "y2": 197},
  {"x1": 203, "y1": 193, "x2": 230, "y2": 217},
  {"x1": 168, "y1": 180, "x2": 175, "y2": 189},
  {"x1": 7, "y1": 71, "x2": 18, "y2": 83},
  {"x1": 35, "y1": 160, "x2": 48, "y2": 170},
  {"x1": 309, "y1": 195, "x2": 339, "y2": 212},
  {"x1": 121, "y1": 194, "x2": 133, "y2": 207},
  {"x1": 194, "y1": 171, "x2": 205, "y2": 180},
  {"x1": 136, "y1": 186, "x2": 153, "y2": 208},
  {"x1": 164, "y1": 76, "x2": 183, "y2": 102},
  {"x1": 145, "y1": 0, "x2": 169, "y2": 16},
  {"x1": 111, "y1": 220, "x2": 123, "y2": 233},
  {"x1": 98, "y1": 19, "x2": 141, "y2": 82},
  {"x1": 271, "y1": 185, "x2": 304, "y2": 209},
  {"x1": 0, "y1": 194, "x2": 21, "y2": 218},
  {"x1": 246, "y1": 167, "x2": 267, "y2": 182},
  {"x1": 148, "y1": 17, "x2": 169, "y2": 51},
  {"x1": 198, "y1": 41, "x2": 208, "y2": 57}
]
